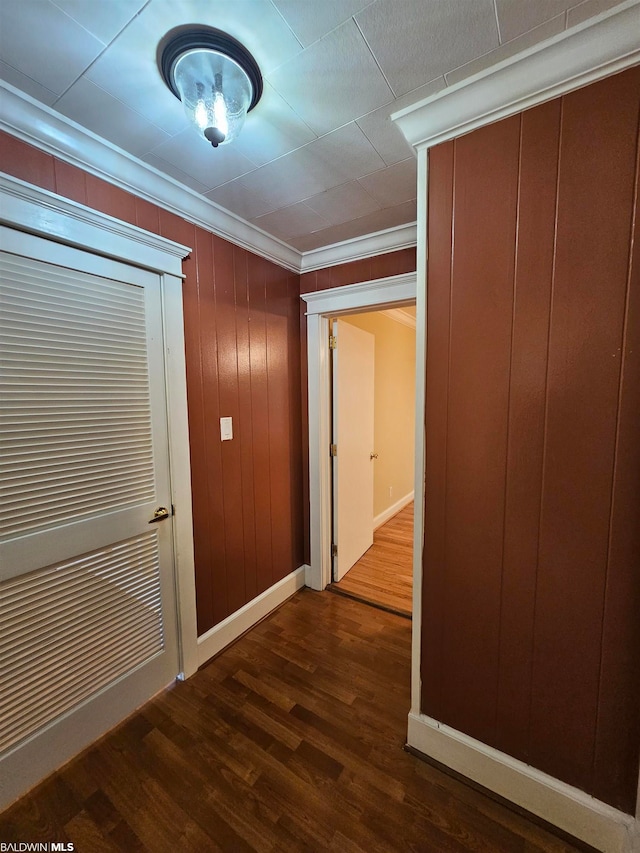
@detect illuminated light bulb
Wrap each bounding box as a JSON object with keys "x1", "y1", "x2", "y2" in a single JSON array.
[
  {"x1": 194, "y1": 100, "x2": 208, "y2": 130},
  {"x1": 213, "y1": 90, "x2": 228, "y2": 138}
]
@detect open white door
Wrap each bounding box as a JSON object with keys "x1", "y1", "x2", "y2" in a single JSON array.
[
  {"x1": 332, "y1": 319, "x2": 375, "y2": 581},
  {"x1": 0, "y1": 228, "x2": 179, "y2": 808}
]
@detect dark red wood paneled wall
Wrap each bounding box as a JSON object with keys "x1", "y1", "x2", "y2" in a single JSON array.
[
  {"x1": 0, "y1": 131, "x2": 304, "y2": 637},
  {"x1": 422, "y1": 67, "x2": 640, "y2": 813},
  {"x1": 299, "y1": 247, "x2": 416, "y2": 294}
]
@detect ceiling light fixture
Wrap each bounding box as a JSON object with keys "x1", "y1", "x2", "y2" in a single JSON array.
[{"x1": 159, "y1": 27, "x2": 262, "y2": 148}]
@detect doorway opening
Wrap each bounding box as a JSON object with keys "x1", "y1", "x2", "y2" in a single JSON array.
[
  {"x1": 328, "y1": 307, "x2": 416, "y2": 617},
  {"x1": 301, "y1": 271, "x2": 418, "y2": 606}
]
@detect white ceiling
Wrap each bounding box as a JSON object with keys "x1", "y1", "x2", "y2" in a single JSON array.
[{"x1": 0, "y1": 0, "x2": 622, "y2": 253}]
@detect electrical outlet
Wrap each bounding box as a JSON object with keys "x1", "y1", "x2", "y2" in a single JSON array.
[{"x1": 389, "y1": 486, "x2": 393, "y2": 497}]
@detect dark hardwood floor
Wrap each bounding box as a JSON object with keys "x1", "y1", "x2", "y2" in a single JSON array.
[
  {"x1": 331, "y1": 503, "x2": 413, "y2": 617},
  {"x1": 0, "y1": 590, "x2": 583, "y2": 852}
]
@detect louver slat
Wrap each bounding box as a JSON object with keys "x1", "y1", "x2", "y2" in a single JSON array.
[
  {"x1": 0, "y1": 253, "x2": 156, "y2": 541},
  {"x1": 0, "y1": 533, "x2": 164, "y2": 753}
]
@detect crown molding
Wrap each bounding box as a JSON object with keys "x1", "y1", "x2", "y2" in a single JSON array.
[
  {"x1": 299, "y1": 222, "x2": 417, "y2": 273},
  {"x1": 0, "y1": 79, "x2": 417, "y2": 275},
  {"x1": 392, "y1": 0, "x2": 640, "y2": 151},
  {"x1": 0, "y1": 81, "x2": 302, "y2": 273},
  {"x1": 382, "y1": 307, "x2": 416, "y2": 329}
]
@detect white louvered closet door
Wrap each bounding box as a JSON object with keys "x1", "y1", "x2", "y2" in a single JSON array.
[{"x1": 0, "y1": 229, "x2": 179, "y2": 763}]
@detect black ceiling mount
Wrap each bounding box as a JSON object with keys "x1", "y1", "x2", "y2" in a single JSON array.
[{"x1": 159, "y1": 26, "x2": 263, "y2": 112}]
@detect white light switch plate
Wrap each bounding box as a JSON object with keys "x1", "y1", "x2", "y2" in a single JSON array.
[{"x1": 220, "y1": 416, "x2": 233, "y2": 441}]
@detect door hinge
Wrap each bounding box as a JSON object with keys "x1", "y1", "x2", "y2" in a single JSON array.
[
  {"x1": 329, "y1": 334, "x2": 337, "y2": 350},
  {"x1": 331, "y1": 543, "x2": 338, "y2": 557},
  {"x1": 330, "y1": 443, "x2": 337, "y2": 457}
]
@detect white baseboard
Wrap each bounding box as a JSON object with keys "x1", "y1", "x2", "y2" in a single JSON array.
[
  {"x1": 374, "y1": 490, "x2": 414, "y2": 530},
  {"x1": 197, "y1": 566, "x2": 306, "y2": 667},
  {"x1": 407, "y1": 712, "x2": 638, "y2": 853}
]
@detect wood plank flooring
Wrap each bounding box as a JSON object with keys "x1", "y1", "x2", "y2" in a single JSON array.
[
  {"x1": 0, "y1": 589, "x2": 586, "y2": 852},
  {"x1": 331, "y1": 503, "x2": 413, "y2": 617}
]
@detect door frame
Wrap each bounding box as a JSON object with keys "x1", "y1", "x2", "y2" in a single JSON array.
[
  {"x1": 301, "y1": 271, "x2": 420, "y2": 597},
  {"x1": 0, "y1": 173, "x2": 199, "y2": 680}
]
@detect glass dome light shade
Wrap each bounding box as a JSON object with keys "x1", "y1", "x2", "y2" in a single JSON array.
[
  {"x1": 173, "y1": 48, "x2": 252, "y2": 147},
  {"x1": 159, "y1": 27, "x2": 263, "y2": 149}
]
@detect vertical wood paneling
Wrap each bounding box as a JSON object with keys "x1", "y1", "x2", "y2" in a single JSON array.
[
  {"x1": 496, "y1": 100, "x2": 560, "y2": 762},
  {"x1": 440, "y1": 117, "x2": 520, "y2": 746},
  {"x1": 135, "y1": 198, "x2": 160, "y2": 234},
  {"x1": 593, "y1": 126, "x2": 640, "y2": 813},
  {"x1": 423, "y1": 66, "x2": 640, "y2": 812},
  {"x1": 0, "y1": 131, "x2": 55, "y2": 191},
  {"x1": 529, "y1": 71, "x2": 640, "y2": 796},
  {"x1": 234, "y1": 246, "x2": 258, "y2": 605},
  {"x1": 421, "y1": 140, "x2": 454, "y2": 723},
  {"x1": 53, "y1": 160, "x2": 87, "y2": 205},
  {"x1": 248, "y1": 254, "x2": 274, "y2": 596},
  {"x1": 329, "y1": 257, "x2": 372, "y2": 288},
  {"x1": 266, "y1": 262, "x2": 293, "y2": 586},
  {"x1": 376, "y1": 247, "x2": 417, "y2": 280},
  {"x1": 287, "y1": 273, "x2": 304, "y2": 573},
  {"x1": 85, "y1": 174, "x2": 135, "y2": 225},
  {"x1": 196, "y1": 228, "x2": 229, "y2": 628},
  {"x1": 213, "y1": 235, "x2": 245, "y2": 616},
  {"x1": 299, "y1": 248, "x2": 416, "y2": 294}
]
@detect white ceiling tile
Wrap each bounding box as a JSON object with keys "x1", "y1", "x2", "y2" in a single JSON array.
[
  {"x1": 495, "y1": 0, "x2": 573, "y2": 41},
  {"x1": 149, "y1": 127, "x2": 258, "y2": 189},
  {"x1": 446, "y1": 14, "x2": 566, "y2": 86},
  {"x1": 84, "y1": 6, "x2": 196, "y2": 136},
  {"x1": 141, "y1": 152, "x2": 210, "y2": 193},
  {"x1": 267, "y1": 19, "x2": 394, "y2": 135},
  {"x1": 566, "y1": 0, "x2": 625, "y2": 27},
  {"x1": 330, "y1": 197, "x2": 417, "y2": 238},
  {"x1": 312, "y1": 123, "x2": 386, "y2": 180},
  {"x1": 55, "y1": 78, "x2": 171, "y2": 156},
  {"x1": 289, "y1": 198, "x2": 416, "y2": 251},
  {"x1": 356, "y1": 77, "x2": 446, "y2": 165},
  {"x1": 237, "y1": 152, "x2": 325, "y2": 210},
  {"x1": 237, "y1": 122, "x2": 385, "y2": 209},
  {"x1": 231, "y1": 81, "x2": 316, "y2": 167},
  {"x1": 50, "y1": 0, "x2": 146, "y2": 45},
  {"x1": 303, "y1": 181, "x2": 381, "y2": 226},
  {"x1": 0, "y1": 59, "x2": 58, "y2": 106},
  {"x1": 252, "y1": 202, "x2": 331, "y2": 239},
  {"x1": 358, "y1": 158, "x2": 417, "y2": 207},
  {"x1": 355, "y1": 0, "x2": 498, "y2": 97},
  {"x1": 0, "y1": 0, "x2": 105, "y2": 95},
  {"x1": 271, "y1": 0, "x2": 373, "y2": 47},
  {"x1": 205, "y1": 181, "x2": 277, "y2": 220}
]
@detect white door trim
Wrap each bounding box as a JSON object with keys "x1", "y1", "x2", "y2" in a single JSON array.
[
  {"x1": 0, "y1": 172, "x2": 199, "y2": 680},
  {"x1": 301, "y1": 273, "x2": 417, "y2": 591},
  {"x1": 412, "y1": 150, "x2": 428, "y2": 715}
]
